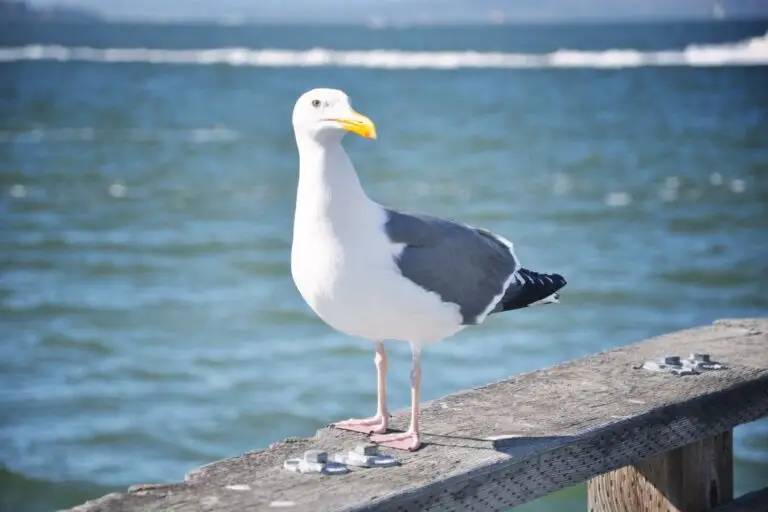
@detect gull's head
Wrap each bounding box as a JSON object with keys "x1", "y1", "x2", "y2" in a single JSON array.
[{"x1": 292, "y1": 88, "x2": 377, "y2": 145}]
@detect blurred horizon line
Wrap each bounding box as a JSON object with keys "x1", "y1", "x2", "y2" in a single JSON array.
[
  {"x1": 7, "y1": 0, "x2": 768, "y2": 27},
  {"x1": 3, "y1": 15, "x2": 768, "y2": 29}
]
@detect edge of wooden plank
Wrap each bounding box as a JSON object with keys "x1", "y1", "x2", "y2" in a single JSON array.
[
  {"x1": 356, "y1": 374, "x2": 768, "y2": 511},
  {"x1": 63, "y1": 318, "x2": 768, "y2": 512}
]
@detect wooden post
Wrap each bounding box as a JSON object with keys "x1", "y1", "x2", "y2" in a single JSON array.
[{"x1": 587, "y1": 431, "x2": 733, "y2": 512}]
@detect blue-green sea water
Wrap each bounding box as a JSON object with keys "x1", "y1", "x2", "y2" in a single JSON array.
[{"x1": 1, "y1": 20, "x2": 767, "y2": 512}]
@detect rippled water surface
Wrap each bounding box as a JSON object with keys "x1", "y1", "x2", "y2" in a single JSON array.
[{"x1": 1, "y1": 20, "x2": 767, "y2": 512}]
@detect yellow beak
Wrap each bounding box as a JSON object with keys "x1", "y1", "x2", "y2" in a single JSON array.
[{"x1": 331, "y1": 109, "x2": 377, "y2": 139}]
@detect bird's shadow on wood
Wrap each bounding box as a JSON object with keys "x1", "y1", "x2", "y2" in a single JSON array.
[
  {"x1": 382, "y1": 428, "x2": 574, "y2": 454},
  {"x1": 488, "y1": 435, "x2": 576, "y2": 458}
]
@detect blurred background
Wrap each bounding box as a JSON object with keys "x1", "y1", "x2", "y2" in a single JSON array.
[{"x1": 1, "y1": 0, "x2": 767, "y2": 510}]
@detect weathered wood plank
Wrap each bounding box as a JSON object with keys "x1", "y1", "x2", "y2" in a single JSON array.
[
  {"x1": 66, "y1": 318, "x2": 768, "y2": 512},
  {"x1": 713, "y1": 487, "x2": 768, "y2": 512},
  {"x1": 587, "y1": 431, "x2": 733, "y2": 511}
]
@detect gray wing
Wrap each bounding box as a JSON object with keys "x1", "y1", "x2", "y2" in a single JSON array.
[{"x1": 383, "y1": 209, "x2": 520, "y2": 325}]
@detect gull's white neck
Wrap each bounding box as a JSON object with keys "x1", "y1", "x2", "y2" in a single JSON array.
[{"x1": 294, "y1": 137, "x2": 376, "y2": 231}]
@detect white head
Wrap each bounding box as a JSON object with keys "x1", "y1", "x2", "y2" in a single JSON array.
[{"x1": 292, "y1": 88, "x2": 377, "y2": 146}]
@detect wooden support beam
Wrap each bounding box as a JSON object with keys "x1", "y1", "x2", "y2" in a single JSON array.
[{"x1": 587, "y1": 431, "x2": 733, "y2": 511}]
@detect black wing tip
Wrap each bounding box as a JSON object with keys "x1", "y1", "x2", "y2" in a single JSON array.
[{"x1": 497, "y1": 268, "x2": 567, "y2": 312}]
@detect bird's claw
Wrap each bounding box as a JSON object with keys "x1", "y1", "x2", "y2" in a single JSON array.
[
  {"x1": 333, "y1": 415, "x2": 388, "y2": 435},
  {"x1": 370, "y1": 430, "x2": 421, "y2": 451}
]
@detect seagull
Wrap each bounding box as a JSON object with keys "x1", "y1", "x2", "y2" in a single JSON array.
[{"x1": 290, "y1": 88, "x2": 567, "y2": 451}]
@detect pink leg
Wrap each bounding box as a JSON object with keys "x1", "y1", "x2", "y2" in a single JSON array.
[
  {"x1": 333, "y1": 341, "x2": 389, "y2": 435},
  {"x1": 370, "y1": 343, "x2": 422, "y2": 451}
]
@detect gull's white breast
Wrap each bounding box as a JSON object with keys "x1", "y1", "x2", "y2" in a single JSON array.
[{"x1": 291, "y1": 178, "x2": 464, "y2": 344}]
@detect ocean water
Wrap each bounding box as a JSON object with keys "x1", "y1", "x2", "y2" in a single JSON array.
[{"x1": 1, "y1": 20, "x2": 767, "y2": 512}]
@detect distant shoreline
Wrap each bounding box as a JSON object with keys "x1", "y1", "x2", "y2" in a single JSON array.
[
  {"x1": 2, "y1": 17, "x2": 768, "y2": 28},
  {"x1": 0, "y1": 0, "x2": 102, "y2": 23}
]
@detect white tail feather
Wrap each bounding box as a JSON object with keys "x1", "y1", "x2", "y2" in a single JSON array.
[{"x1": 529, "y1": 293, "x2": 560, "y2": 307}]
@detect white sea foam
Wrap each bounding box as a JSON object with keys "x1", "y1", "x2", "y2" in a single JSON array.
[
  {"x1": 108, "y1": 182, "x2": 127, "y2": 198},
  {"x1": 9, "y1": 184, "x2": 27, "y2": 198},
  {"x1": 0, "y1": 32, "x2": 765, "y2": 69},
  {"x1": 605, "y1": 191, "x2": 632, "y2": 207},
  {"x1": 729, "y1": 179, "x2": 746, "y2": 193}
]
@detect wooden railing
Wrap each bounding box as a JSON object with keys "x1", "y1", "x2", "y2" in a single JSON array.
[{"x1": 68, "y1": 318, "x2": 768, "y2": 512}]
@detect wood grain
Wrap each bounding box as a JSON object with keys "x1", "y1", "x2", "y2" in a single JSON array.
[{"x1": 587, "y1": 431, "x2": 733, "y2": 511}]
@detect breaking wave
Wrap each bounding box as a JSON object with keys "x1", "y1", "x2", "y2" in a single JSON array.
[{"x1": 0, "y1": 31, "x2": 766, "y2": 69}]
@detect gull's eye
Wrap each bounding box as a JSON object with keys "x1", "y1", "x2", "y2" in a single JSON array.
[{"x1": 311, "y1": 99, "x2": 321, "y2": 108}]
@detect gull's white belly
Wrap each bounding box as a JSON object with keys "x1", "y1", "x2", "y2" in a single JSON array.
[{"x1": 291, "y1": 226, "x2": 464, "y2": 344}]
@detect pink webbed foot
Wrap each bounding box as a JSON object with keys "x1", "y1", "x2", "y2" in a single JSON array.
[
  {"x1": 370, "y1": 430, "x2": 421, "y2": 451},
  {"x1": 333, "y1": 415, "x2": 388, "y2": 435}
]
